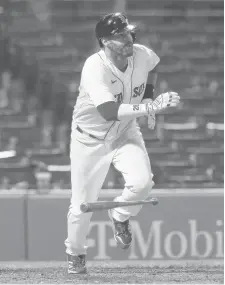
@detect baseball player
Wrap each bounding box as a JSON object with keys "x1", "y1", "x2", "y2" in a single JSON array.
[{"x1": 65, "y1": 13, "x2": 180, "y2": 274}]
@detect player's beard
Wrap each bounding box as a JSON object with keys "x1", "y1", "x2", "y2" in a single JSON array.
[{"x1": 107, "y1": 41, "x2": 133, "y2": 58}]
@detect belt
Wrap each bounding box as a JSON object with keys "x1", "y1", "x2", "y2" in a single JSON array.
[{"x1": 76, "y1": 125, "x2": 100, "y2": 140}]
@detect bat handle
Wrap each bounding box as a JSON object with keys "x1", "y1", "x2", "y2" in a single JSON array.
[
  {"x1": 150, "y1": 197, "x2": 158, "y2": 205},
  {"x1": 80, "y1": 203, "x2": 90, "y2": 213}
]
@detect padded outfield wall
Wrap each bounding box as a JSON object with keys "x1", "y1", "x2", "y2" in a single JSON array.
[{"x1": 0, "y1": 189, "x2": 223, "y2": 263}]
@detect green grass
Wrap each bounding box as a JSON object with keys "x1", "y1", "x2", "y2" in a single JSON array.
[{"x1": 0, "y1": 262, "x2": 223, "y2": 284}]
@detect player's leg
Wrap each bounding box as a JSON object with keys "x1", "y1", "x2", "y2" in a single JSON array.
[
  {"x1": 65, "y1": 135, "x2": 112, "y2": 273},
  {"x1": 111, "y1": 129, "x2": 154, "y2": 248}
]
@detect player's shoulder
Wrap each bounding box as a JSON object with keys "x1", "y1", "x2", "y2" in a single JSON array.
[
  {"x1": 133, "y1": 43, "x2": 157, "y2": 58},
  {"x1": 133, "y1": 43, "x2": 160, "y2": 69},
  {"x1": 83, "y1": 50, "x2": 105, "y2": 71},
  {"x1": 133, "y1": 43, "x2": 151, "y2": 52}
]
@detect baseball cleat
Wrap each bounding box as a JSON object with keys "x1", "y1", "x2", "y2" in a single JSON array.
[
  {"x1": 109, "y1": 210, "x2": 132, "y2": 249},
  {"x1": 67, "y1": 254, "x2": 87, "y2": 274}
]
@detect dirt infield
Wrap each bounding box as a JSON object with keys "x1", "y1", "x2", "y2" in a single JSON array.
[{"x1": 0, "y1": 261, "x2": 223, "y2": 284}]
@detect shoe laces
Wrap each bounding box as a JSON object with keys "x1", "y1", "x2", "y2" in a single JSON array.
[
  {"x1": 77, "y1": 254, "x2": 86, "y2": 266},
  {"x1": 69, "y1": 254, "x2": 86, "y2": 267},
  {"x1": 114, "y1": 219, "x2": 131, "y2": 236}
]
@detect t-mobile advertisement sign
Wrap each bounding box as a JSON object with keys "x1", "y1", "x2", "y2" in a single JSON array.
[
  {"x1": 86, "y1": 194, "x2": 224, "y2": 261},
  {"x1": 2, "y1": 189, "x2": 221, "y2": 261}
]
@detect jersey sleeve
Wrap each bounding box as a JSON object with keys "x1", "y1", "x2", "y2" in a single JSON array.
[
  {"x1": 80, "y1": 56, "x2": 116, "y2": 107},
  {"x1": 134, "y1": 44, "x2": 160, "y2": 72}
]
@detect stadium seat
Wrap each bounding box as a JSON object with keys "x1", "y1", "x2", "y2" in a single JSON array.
[
  {"x1": 163, "y1": 131, "x2": 213, "y2": 147},
  {"x1": 206, "y1": 122, "x2": 224, "y2": 131},
  {"x1": 161, "y1": 121, "x2": 199, "y2": 131},
  {"x1": 194, "y1": 152, "x2": 224, "y2": 168},
  {"x1": 0, "y1": 114, "x2": 33, "y2": 127},
  {"x1": 152, "y1": 158, "x2": 192, "y2": 168},
  {"x1": 9, "y1": 0, "x2": 28, "y2": 13},
  {"x1": 0, "y1": 157, "x2": 36, "y2": 186},
  {"x1": 25, "y1": 150, "x2": 69, "y2": 165},
  {"x1": 205, "y1": 122, "x2": 224, "y2": 145},
  {"x1": 186, "y1": 142, "x2": 224, "y2": 155},
  {"x1": 164, "y1": 167, "x2": 214, "y2": 183},
  {"x1": 0, "y1": 127, "x2": 41, "y2": 150},
  {"x1": 146, "y1": 141, "x2": 178, "y2": 155}
]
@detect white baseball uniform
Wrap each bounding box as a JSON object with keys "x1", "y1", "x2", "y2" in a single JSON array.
[{"x1": 65, "y1": 44, "x2": 160, "y2": 256}]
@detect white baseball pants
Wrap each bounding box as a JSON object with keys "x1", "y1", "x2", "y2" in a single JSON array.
[{"x1": 65, "y1": 126, "x2": 154, "y2": 256}]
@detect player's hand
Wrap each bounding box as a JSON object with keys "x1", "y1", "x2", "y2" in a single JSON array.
[
  {"x1": 141, "y1": 98, "x2": 156, "y2": 129},
  {"x1": 146, "y1": 92, "x2": 180, "y2": 113}
]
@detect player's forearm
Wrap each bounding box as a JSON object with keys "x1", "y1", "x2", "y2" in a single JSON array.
[
  {"x1": 97, "y1": 101, "x2": 154, "y2": 122},
  {"x1": 117, "y1": 103, "x2": 151, "y2": 120},
  {"x1": 97, "y1": 91, "x2": 180, "y2": 122}
]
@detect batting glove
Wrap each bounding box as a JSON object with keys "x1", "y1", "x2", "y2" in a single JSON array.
[
  {"x1": 147, "y1": 113, "x2": 156, "y2": 130},
  {"x1": 142, "y1": 98, "x2": 156, "y2": 130},
  {"x1": 145, "y1": 99, "x2": 156, "y2": 130},
  {"x1": 146, "y1": 92, "x2": 180, "y2": 113}
]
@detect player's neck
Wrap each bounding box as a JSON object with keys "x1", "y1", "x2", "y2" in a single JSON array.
[{"x1": 104, "y1": 49, "x2": 128, "y2": 72}]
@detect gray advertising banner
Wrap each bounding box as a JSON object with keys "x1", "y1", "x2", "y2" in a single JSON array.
[
  {"x1": 0, "y1": 189, "x2": 223, "y2": 262},
  {"x1": 0, "y1": 193, "x2": 26, "y2": 261},
  {"x1": 26, "y1": 189, "x2": 224, "y2": 262}
]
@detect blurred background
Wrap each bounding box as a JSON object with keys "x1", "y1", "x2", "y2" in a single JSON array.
[{"x1": 0, "y1": 0, "x2": 223, "y2": 191}]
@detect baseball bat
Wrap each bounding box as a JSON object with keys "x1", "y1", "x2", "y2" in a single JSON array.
[{"x1": 80, "y1": 197, "x2": 158, "y2": 213}]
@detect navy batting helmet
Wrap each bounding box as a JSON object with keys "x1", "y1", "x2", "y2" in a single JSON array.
[{"x1": 95, "y1": 12, "x2": 137, "y2": 47}]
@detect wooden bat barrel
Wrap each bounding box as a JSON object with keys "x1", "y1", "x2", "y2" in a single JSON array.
[{"x1": 80, "y1": 198, "x2": 158, "y2": 213}]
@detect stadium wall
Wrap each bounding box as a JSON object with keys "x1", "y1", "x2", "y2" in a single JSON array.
[{"x1": 0, "y1": 189, "x2": 223, "y2": 262}]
